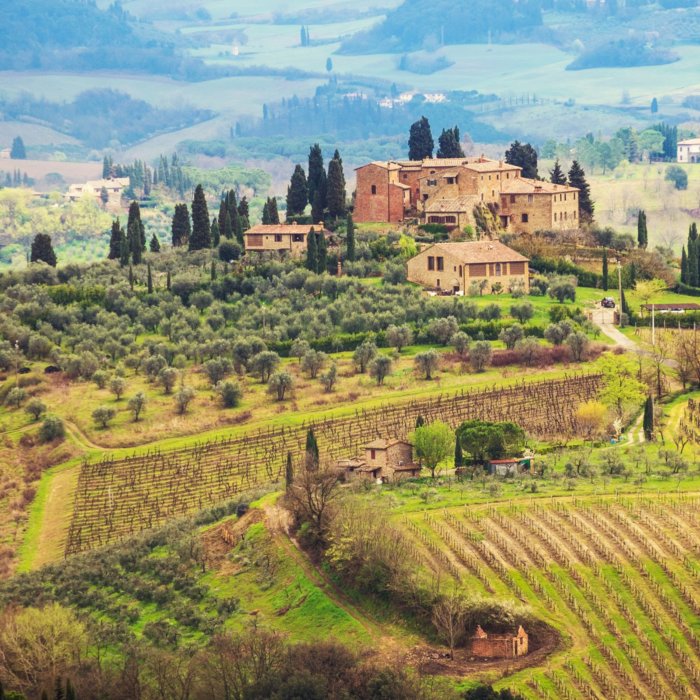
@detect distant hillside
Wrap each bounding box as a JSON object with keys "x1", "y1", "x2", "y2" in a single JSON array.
[
  {"x1": 340, "y1": 0, "x2": 543, "y2": 54},
  {"x1": 567, "y1": 39, "x2": 680, "y2": 71}
]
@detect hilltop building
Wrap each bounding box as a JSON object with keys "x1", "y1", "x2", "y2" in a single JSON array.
[
  {"x1": 354, "y1": 156, "x2": 579, "y2": 234},
  {"x1": 406, "y1": 241, "x2": 529, "y2": 295},
  {"x1": 64, "y1": 177, "x2": 129, "y2": 212},
  {"x1": 244, "y1": 223, "x2": 331, "y2": 259},
  {"x1": 677, "y1": 138, "x2": 700, "y2": 164}
]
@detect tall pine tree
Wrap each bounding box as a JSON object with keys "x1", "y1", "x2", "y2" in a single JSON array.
[
  {"x1": 189, "y1": 184, "x2": 211, "y2": 251},
  {"x1": 127, "y1": 201, "x2": 145, "y2": 264},
  {"x1": 505, "y1": 141, "x2": 539, "y2": 179},
  {"x1": 681, "y1": 246, "x2": 689, "y2": 285},
  {"x1": 408, "y1": 116, "x2": 434, "y2": 160},
  {"x1": 643, "y1": 396, "x2": 654, "y2": 440},
  {"x1": 268, "y1": 197, "x2": 280, "y2": 224},
  {"x1": 550, "y1": 160, "x2": 567, "y2": 185},
  {"x1": 316, "y1": 230, "x2": 328, "y2": 274},
  {"x1": 211, "y1": 218, "x2": 221, "y2": 247},
  {"x1": 568, "y1": 160, "x2": 594, "y2": 223}
]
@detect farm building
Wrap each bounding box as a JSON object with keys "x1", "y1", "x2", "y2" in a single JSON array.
[
  {"x1": 488, "y1": 456, "x2": 534, "y2": 476},
  {"x1": 64, "y1": 177, "x2": 129, "y2": 212},
  {"x1": 354, "y1": 156, "x2": 579, "y2": 234},
  {"x1": 406, "y1": 241, "x2": 529, "y2": 295},
  {"x1": 336, "y1": 438, "x2": 421, "y2": 482},
  {"x1": 677, "y1": 138, "x2": 700, "y2": 164},
  {"x1": 244, "y1": 223, "x2": 330, "y2": 259},
  {"x1": 470, "y1": 625, "x2": 529, "y2": 658}
]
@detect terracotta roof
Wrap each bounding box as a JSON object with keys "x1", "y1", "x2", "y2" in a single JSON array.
[
  {"x1": 424, "y1": 195, "x2": 479, "y2": 213},
  {"x1": 641, "y1": 303, "x2": 700, "y2": 311},
  {"x1": 421, "y1": 158, "x2": 474, "y2": 168},
  {"x1": 246, "y1": 224, "x2": 330, "y2": 235},
  {"x1": 355, "y1": 161, "x2": 403, "y2": 171},
  {"x1": 501, "y1": 178, "x2": 578, "y2": 195},
  {"x1": 464, "y1": 161, "x2": 521, "y2": 173},
  {"x1": 420, "y1": 241, "x2": 529, "y2": 264}
]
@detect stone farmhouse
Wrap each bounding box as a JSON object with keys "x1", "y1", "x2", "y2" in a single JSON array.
[
  {"x1": 244, "y1": 223, "x2": 330, "y2": 259},
  {"x1": 336, "y1": 438, "x2": 421, "y2": 482},
  {"x1": 354, "y1": 156, "x2": 579, "y2": 234},
  {"x1": 64, "y1": 177, "x2": 129, "y2": 212},
  {"x1": 677, "y1": 138, "x2": 700, "y2": 164},
  {"x1": 407, "y1": 241, "x2": 529, "y2": 295},
  {"x1": 469, "y1": 625, "x2": 529, "y2": 658}
]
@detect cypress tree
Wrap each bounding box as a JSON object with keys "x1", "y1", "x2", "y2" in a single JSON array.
[
  {"x1": 681, "y1": 246, "x2": 689, "y2": 285},
  {"x1": 224, "y1": 210, "x2": 233, "y2": 240},
  {"x1": 108, "y1": 219, "x2": 123, "y2": 260},
  {"x1": 285, "y1": 451, "x2": 294, "y2": 491},
  {"x1": 311, "y1": 188, "x2": 325, "y2": 224},
  {"x1": 149, "y1": 233, "x2": 160, "y2": 253},
  {"x1": 211, "y1": 260, "x2": 217, "y2": 281},
  {"x1": 211, "y1": 218, "x2": 221, "y2": 247},
  {"x1": 620, "y1": 288, "x2": 629, "y2": 325},
  {"x1": 316, "y1": 230, "x2": 328, "y2": 274},
  {"x1": 66, "y1": 679, "x2": 76, "y2": 700},
  {"x1": 308, "y1": 144, "x2": 325, "y2": 209},
  {"x1": 238, "y1": 196, "x2": 249, "y2": 221},
  {"x1": 166, "y1": 269, "x2": 171, "y2": 291},
  {"x1": 327, "y1": 155, "x2": 346, "y2": 219},
  {"x1": 119, "y1": 232, "x2": 130, "y2": 267},
  {"x1": 637, "y1": 210, "x2": 648, "y2": 249},
  {"x1": 550, "y1": 160, "x2": 567, "y2": 185},
  {"x1": 128, "y1": 220, "x2": 142, "y2": 265},
  {"x1": 436, "y1": 126, "x2": 465, "y2": 158},
  {"x1": 408, "y1": 116, "x2": 434, "y2": 160},
  {"x1": 602, "y1": 249, "x2": 609, "y2": 291},
  {"x1": 30, "y1": 233, "x2": 57, "y2": 267},
  {"x1": 189, "y1": 184, "x2": 211, "y2": 251},
  {"x1": 128, "y1": 264, "x2": 134, "y2": 291},
  {"x1": 218, "y1": 199, "x2": 228, "y2": 235},
  {"x1": 346, "y1": 213, "x2": 355, "y2": 262},
  {"x1": 262, "y1": 200, "x2": 270, "y2": 225},
  {"x1": 689, "y1": 238, "x2": 699, "y2": 288},
  {"x1": 306, "y1": 227, "x2": 318, "y2": 272},
  {"x1": 147, "y1": 263, "x2": 153, "y2": 294},
  {"x1": 305, "y1": 428, "x2": 319, "y2": 471},
  {"x1": 287, "y1": 164, "x2": 309, "y2": 217},
  {"x1": 568, "y1": 160, "x2": 594, "y2": 222},
  {"x1": 171, "y1": 204, "x2": 191, "y2": 247},
  {"x1": 643, "y1": 395, "x2": 654, "y2": 441},
  {"x1": 268, "y1": 197, "x2": 280, "y2": 224},
  {"x1": 454, "y1": 436, "x2": 464, "y2": 468},
  {"x1": 505, "y1": 141, "x2": 539, "y2": 179},
  {"x1": 10, "y1": 135, "x2": 26, "y2": 159}
]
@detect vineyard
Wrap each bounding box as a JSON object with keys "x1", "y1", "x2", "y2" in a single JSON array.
[
  {"x1": 406, "y1": 494, "x2": 700, "y2": 699},
  {"x1": 64, "y1": 374, "x2": 601, "y2": 556}
]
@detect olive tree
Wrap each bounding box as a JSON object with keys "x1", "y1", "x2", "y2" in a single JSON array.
[
  {"x1": 411, "y1": 421, "x2": 454, "y2": 478},
  {"x1": 320, "y1": 364, "x2": 338, "y2": 393},
  {"x1": 301, "y1": 350, "x2": 327, "y2": 379},
  {"x1": 470, "y1": 341, "x2": 492, "y2": 372},
  {"x1": 353, "y1": 340, "x2": 377, "y2": 374},
  {"x1": 250, "y1": 351, "x2": 280, "y2": 383},
  {"x1": 428, "y1": 316, "x2": 459, "y2": 345},
  {"x1": 174, "y1": 386, "x2": 196, "y2": 414},
  {"x1": 109, "y1": 376, "x2": 127, "y2": 401},
  {"x1": 566, "y1": 331, "x2": 590, "y2": 361},
  {"x1": 217, "y1": 380, "x2": 243, "y2": 408},
  {"x1": 369, "y1": 355, "x2": 392, "y2": 386},
  {"x1": 268, "y1": 371, "x2": 294, "y2": 401},
  {"x1": 451, "y1": 331, "x2": 470, "y2": 358},
  {"x1": 414, "y1": 350, "x2": 439, "y2": 380},
  {"x1": 24, "y1": 398, "x2": 46, "y2": 421},
  {"x1": 92, "y1": 405, "x2": 117, "y2": 429},
  {"x1": 499, "y1": 324, "x2": 524, "y2": 350},
  {"x1": 386, "y1": 324, "x2": 413, "y2": 352},
  {"x1": 128, "y1": 392, "x2": 147, "y2": 421}
]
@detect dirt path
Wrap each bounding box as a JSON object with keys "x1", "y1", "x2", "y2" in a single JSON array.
[{"x1": 63, "y1": 419, "x2": 105, "y2": 452}]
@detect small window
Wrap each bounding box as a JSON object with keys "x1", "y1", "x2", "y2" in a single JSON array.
[
  {"x1": 274, "y1": 234, "x2": 283, "y2": 242},
  {"x1": 371, "y1": 184, "x2": 377, "y2": 195},
  {"x1": 428, "y1": 256, "x2": 435, "y2": 271},
  {"x1": 437, "y1": 257, "x2": 444, "y2": 271},
  {"x1": 554, "y1": 213, "x2": 557, "y2": 222},
  {"x1": 510, "y1": 194, "x2": 516, "y2": 204},
  {"x1": 292, "y1": 233, "x2": 305, "y2": 242},
  {"x1": 436, "y1": 278, "x2": 441, "y2": 288},
  {"x1": 446, "y1": 177, "x2": 455, "y2": 184},
  {"x1": 495, "y1": 263, "x2": 502, "y2": 276},
  {"x1": 459, "y1": 265, "x2": 463, "y2": 277},
  {"x1": 574, "y1": 210, "x2": 577, "y2": 219},
  {"x1": 370, "y1": 449, "x2": 376, "y2": 460},
  {"x1": 522, "y1": 213, "x2": 529, "y2": 223},
  {"x1": 527, "y1": 194, "x2": 534, "y2": 204}
]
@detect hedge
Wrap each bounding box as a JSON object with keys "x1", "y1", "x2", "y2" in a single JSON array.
[{"x1": 529, "y1": 255, "x2": 602, "y2": 288}]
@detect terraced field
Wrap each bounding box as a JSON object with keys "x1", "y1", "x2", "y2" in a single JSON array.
[{"x1": 405, "y1": 494, "x2": 700, "y2": 699}]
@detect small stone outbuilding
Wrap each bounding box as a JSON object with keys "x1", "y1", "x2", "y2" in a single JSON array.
[
  {"x1": 336, "y1": 439, "x2": 421, "y2": 482},
  {"x1": 469, "y1": 625, "x2": 529, "y2": 658}
]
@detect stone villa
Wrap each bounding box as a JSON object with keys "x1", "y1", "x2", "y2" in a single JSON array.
[
  {"x1": 677, "y1": 138, "x2": 700, "y2": 164},
  {"x1": 244, "y1": 223, "x2": 331, "y2": 258},
  {"x1": 354, "y1": 156, "x2": 579, "y2": 234},
  {"x1": 64, "y1": 177, "x2": 129, "y2": 212},
  {"x1": 406, "y1": 241, "x2": 529, "y2": 294},
  {"x1": 336, "y1": 438, "x2": 421, "y2": 482}
]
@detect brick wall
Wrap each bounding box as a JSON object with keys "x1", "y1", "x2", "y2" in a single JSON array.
[{"x1": 355, "y1": 164, "x2": 406, "y2": 223}]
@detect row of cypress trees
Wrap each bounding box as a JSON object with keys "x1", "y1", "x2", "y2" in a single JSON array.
[{"x1": 107, "y1": 201, "x2": 160, "y2": 267}]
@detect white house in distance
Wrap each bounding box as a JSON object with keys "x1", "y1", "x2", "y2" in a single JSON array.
[{"x1": 677, "y1": 138, "x2": 700, "y2": 164}]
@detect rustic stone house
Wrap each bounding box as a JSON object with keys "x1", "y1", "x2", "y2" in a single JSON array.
[
  {"x1": 354, "y1": 156, "x2": 579, "y2": 234},
  {"x1": 64, "y1": 177, "x2": 129, "y2": 212},
  {"x1": 244, "y1": 223, "x2": 330, "y2": 258},
  {"x1": 677, "y1": 138, "x2": 700, "y2": 164},
  {"x1": 336, "y1": 439, "x2": 421, "y2": 482},
  {"x1": 469, "y1": 625, "x2": 529, "y2": 658},
  {"x1": 406, "y1": 241, "x2": 529, "y2": 294}
]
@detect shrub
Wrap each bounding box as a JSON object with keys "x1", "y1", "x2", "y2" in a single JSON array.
[
  {"x1": 93, "y1": 405, "x2": 117, "y2": 429},
  {"x1": 217, "y1": 380, "x2": 243, "y2": 408},
  {"x1": 24, "y1": 398, "x2": 47, "y2": 421},
  {"x1": 39, "y1": 415, "x2": 65, "y2": 442},
  {"x1": 666, "y1": 164, "x2": 688, "y2": 190}
]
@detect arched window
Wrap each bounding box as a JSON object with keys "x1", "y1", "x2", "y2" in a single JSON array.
[
  {"x1": 371, "y1": 185, "x2": 377, "y2": 195},
  {"x1": 495, "y1": 263, "x2": 502, "y2": 276}
]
